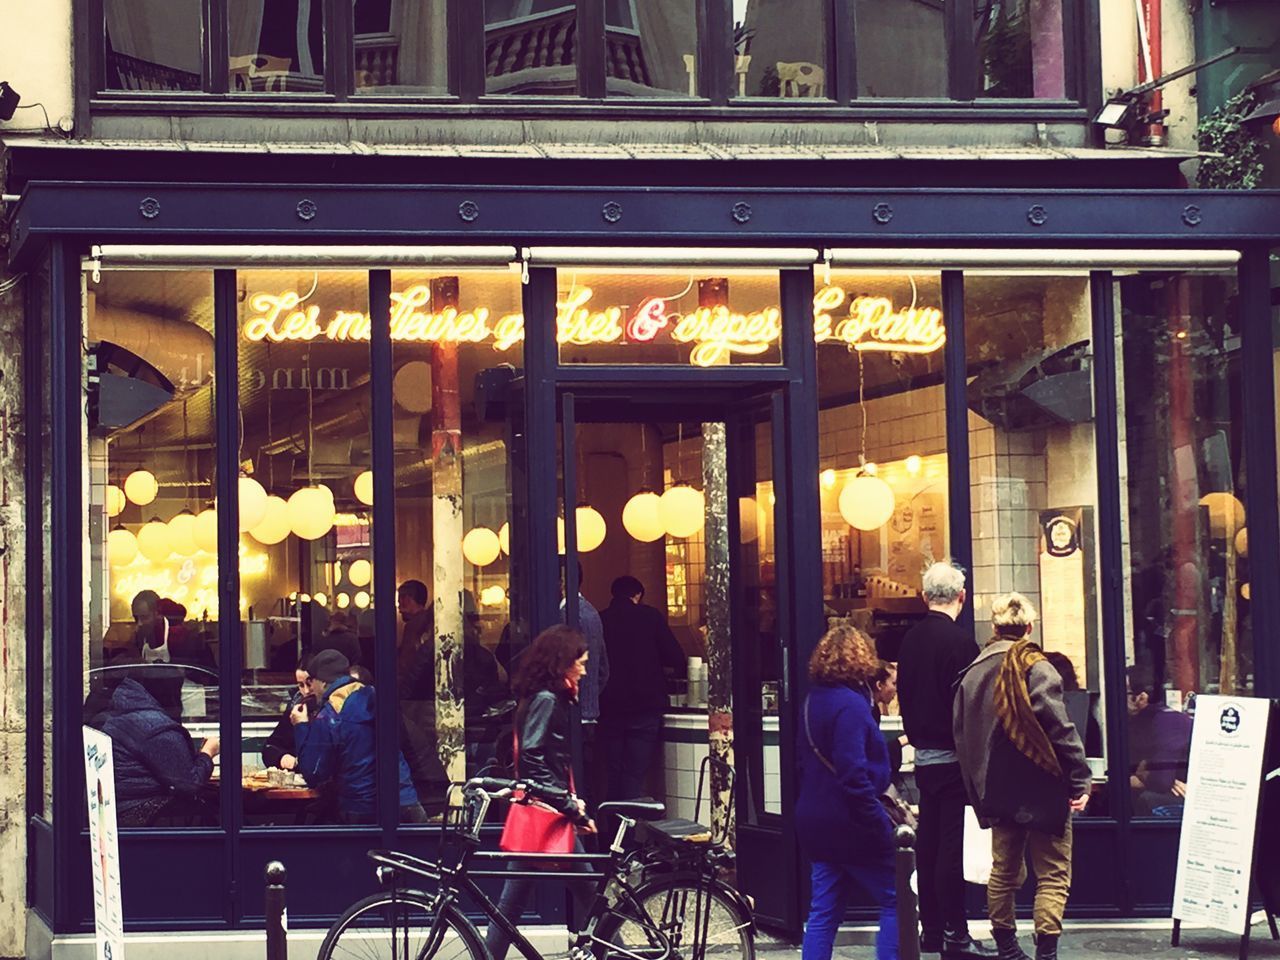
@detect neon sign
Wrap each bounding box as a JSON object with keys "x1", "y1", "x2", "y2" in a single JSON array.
[{"x1": 242, "y1": 284, "x2": 944, "y2": 365}]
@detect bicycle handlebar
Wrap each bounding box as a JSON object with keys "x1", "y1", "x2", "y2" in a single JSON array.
[{"x1": 464, "y1": 775, "x2": 565, "y2": 807}]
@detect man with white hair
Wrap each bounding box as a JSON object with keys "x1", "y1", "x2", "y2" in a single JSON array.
[{"x1": 898, "y1": 561, "x2": 992, "y2": 959}]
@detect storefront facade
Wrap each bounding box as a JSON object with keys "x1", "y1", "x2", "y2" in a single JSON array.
[{"x1": 9, "y1": 171, "x2": 1280, "y2": 949}]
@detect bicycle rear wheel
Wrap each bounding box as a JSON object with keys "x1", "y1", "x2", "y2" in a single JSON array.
[
  {"x1": 594, "y1": 873, "x2": 754, "y2": 960},
  {"x1": 319, "y1": 890, "x2": 488, "y2": 960}
]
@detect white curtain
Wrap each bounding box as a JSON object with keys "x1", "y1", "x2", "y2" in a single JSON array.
[
  {"x1": 105, "y1": 0, "x2": 202, "y2": 72},
  {"x1": 393, "y1": 0, "x2": 449, "y2": 89},
  {"x1": 228, "y1": 0, "x2": 266, "y2": 59}
]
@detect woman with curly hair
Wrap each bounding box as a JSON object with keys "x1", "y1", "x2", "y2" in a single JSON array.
[
  {"x1": 798, "y1": 624, "x2": 898, "y2": 960},
  {"x1": 487, "y1": 624, "x2": 597, "y2": 960}
]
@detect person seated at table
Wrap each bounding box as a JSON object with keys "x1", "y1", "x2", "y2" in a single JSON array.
[
  {"x1": 100, "y1": 675, "x2": 220, "y2": 826},
  {"x1": 1127, "y1": 663, "x2": 1192, "y2": 816},
  {"x1": 290, "y1": 649, "x2": 426, "y2": 824},
  {"x1": 262, "y1": 657, "x2": 312, "y2": 771}
]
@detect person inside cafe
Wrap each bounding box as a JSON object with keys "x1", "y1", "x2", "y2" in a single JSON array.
[
  {"x1": 598, "y1": 574, "x2": 685, "y2": 801},
  {"x1": 313, "y1": 609, "x2": 362, "y2": 667},
  {"x1": 262, "y1": 657, "x2": 312, "y2": 771},
  {"x1": 1126, "y1": 662, "x2": 1192, "y2": 816},
  {"x1": 290, "y1": 649, "x2": 427, "y2": 824},
  {"x1": 98, "y1": 674, "x2": 220, "y2": 827},
  {"x1": 397, "y1": 579, "x2": 433, "y2": 695}
]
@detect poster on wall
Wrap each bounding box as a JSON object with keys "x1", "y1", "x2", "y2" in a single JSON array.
[
  {"x1": 1172, "y1": 696, "x2": 1272, "y2": 936},
  {"x1": 83, "y1": 726, "x2": 126, "y2": 960}
]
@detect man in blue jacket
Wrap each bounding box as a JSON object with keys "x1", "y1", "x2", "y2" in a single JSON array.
[{"x1": 291, "y1": 650, "x2": 427, "y2": 823}]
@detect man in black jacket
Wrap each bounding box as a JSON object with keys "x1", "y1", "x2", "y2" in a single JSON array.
[
  {"x1": 898, "y1": 561, "x2": 993, "y2": 959},
  {"x1": 598, "y1": 576, "x2": 686, "y2": 800}
]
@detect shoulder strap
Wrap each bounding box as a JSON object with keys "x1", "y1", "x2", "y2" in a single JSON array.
[{"x1": 803, "y1": 695, "x2": 838, "y2": 774}]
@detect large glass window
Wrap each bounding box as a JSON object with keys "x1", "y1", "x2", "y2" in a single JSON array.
[
  {"x1": 485, "y1": 0, "x2": 579, "y2": 95},
  {"x1": 554, "y1": 270, "x2": 782, "y2": 367},
  {"x1": 855, "y1": 0, "x2": 948, "y2": 98},
  {"x1": 974, "y1": 0, "x2": 1067, "y2": 99},
  {"x1": 85, "y1": 269, "x2": 221, "y2": 828},
  {"x1": 103, "y1": 0, "x2": 203, "y2": 92},
  {"x1": 605, "y1": 0, "x2": 699, "y2": 98},
  {"x1": 388, "y1": 268, "x2": 525, "y2": 813},
  {"x1": 965, "y1": 274, "x2": 1107, "y2": 788},
  {"x1": 353, "y1": 0, "x2": 450, "y2": 96},
  {"x1": 228, "y1": 0, "x2": 326, "y2": 93},
  {"x1": 732, "y1": 0, "x2": 829, "y2": 99},
  {"x1": 815, "y1": 271, "x2": 947, "y2": 785},
  {"x1": 235, "y1": 270, "x2": 387, "y2": 824},
  {"x1": 1117, "y1": 270, "x2": 1246, "y2": 818}
]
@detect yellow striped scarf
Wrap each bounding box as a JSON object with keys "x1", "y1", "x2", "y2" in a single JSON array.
[{"x1": 993, "y1": 638, "x2": 1062, "y2": 777}]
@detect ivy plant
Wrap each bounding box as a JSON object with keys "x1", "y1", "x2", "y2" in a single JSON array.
[{"x1": 1197, "y1": 90, "x2": 1268, "y2": 190}]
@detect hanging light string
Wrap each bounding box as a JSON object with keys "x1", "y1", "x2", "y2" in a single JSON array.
[{"x1": 182, "y1": 399, "x2": 191, "y2": 511}]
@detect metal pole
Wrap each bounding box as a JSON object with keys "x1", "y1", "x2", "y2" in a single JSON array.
[
  {"x1": 265, "y1": 861, "x2": 287, "y2": 960},
  {"x1": 896, "y1": 826, "x2": 921, "y2": 960}
]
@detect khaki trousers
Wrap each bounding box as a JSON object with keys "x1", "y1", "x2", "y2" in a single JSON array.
[{"x1": 987, "y1": 817, "x2": 1073, "y2": 937}]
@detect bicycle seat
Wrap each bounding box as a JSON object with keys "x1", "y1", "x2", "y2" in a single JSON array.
[{"x1": 596, "y1": 798, "x2": 667, "y2": 821}]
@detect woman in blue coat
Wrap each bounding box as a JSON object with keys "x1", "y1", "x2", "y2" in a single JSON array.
[{"x1": 797, "y1": 624, "x2": 898, "y2": 960}]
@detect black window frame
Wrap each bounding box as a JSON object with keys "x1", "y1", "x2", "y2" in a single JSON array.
[{"x1": 85, "y1": 0, "x2": 1102, "y2": 115}]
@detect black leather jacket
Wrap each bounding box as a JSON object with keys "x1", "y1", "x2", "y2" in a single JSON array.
[{"x1": 517, "y1": 688, "x2": 586, "y2": 822}]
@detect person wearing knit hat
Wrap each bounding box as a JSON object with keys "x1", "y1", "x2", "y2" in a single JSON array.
[{"x1": 290, "y1": 649, "x2": 425, "y2": 824}]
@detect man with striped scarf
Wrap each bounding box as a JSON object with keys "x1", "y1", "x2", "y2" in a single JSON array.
[{"x1": 953, "y1": 594, "x2": 1091, "y2": 960}]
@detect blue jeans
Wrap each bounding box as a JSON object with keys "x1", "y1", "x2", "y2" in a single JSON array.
[{"x1": 802, "y1": 859, "x2": 898, "y2": 960}]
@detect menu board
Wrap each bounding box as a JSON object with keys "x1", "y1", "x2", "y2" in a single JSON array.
[
  {"x1": 1038, "y1": 507, "x2": 1097, "y2": 689},
  {"x1": 84, "y1": 726, "x2": 126, "y2": 960},
  {"x1": 1172, "y1": 696, "x2": 1272, "y2": 936}
]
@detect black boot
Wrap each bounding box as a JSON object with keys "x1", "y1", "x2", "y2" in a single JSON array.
[
  {"x1": 921, "y1": 930, "x2": 944, "y2": 954},
  {"x1": 941, "y1": 927, "x2": 998, "y2": 959},
  {"x1": 1034, "y1": 934, "x2": 1059, "y2": 960},
  {"x1": 991, "y1": 927, "x2": 1031, "y2": 960}
]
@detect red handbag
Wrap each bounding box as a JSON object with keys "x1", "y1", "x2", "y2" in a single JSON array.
[{"x1": 498, "y1": 736, "x2": 577, "y2": 854}]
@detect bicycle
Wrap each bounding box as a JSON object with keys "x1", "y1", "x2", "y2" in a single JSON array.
[{"x1": 318, "y1": 769, "x2": 755, "y2": 960}]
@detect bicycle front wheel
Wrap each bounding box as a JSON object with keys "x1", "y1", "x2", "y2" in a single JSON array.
[
  {"x1": 319, "y1": 890, "x2": 489, "y2": 960},
  {"x1": 594, "y1": 873, "x2": 755, "y2": 960}
]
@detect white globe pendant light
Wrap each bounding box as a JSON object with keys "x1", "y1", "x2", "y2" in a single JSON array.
[
  {"x1": 660, "y1": 484, "x2": 705, "y2": 539},
  {"x1": 124, "y1": 469, "x2": 159, "y2": 506},
  {"x1": 353, "y1": 470, "x2": 374, "y2": 506},
  {"x1": 288, "y1": 486, "x2": 336, "y2": 541},
  {"x1": 739, "y1": 496, "x2": 760, "y2": 544},
  {"x1": 348, "y1": 558, "x2": 372, "y2": 588},
  {"x1": 838, "y1": 474, "x2": 896, "y2": 531},
  {"x1": 107, "y1": 527, "x2": 139, "y2": 567},
  {"x1": 250, "y1": 495, "x2": 291, "y2": 545},
  {"x1": 193, "y1": 508, "x2": 219, "y2": 553},
  {"x1": 137, "y1": 518, "x2": 174, "y2": 562},
  {"x1": 105, "y1": 485, "x2": 127, "y2": 518},
  {"x1": 498, "y1": 522, "x2": 511, "y2": 555},
  {"x1": 575, "y1": 505, "x2": 607, "y2": 552},
  {"x1": 462, "y1": 527, "x2": 502, "y2": 567},
  {"x1": 354, "y1": 590, "x2": 371, "y2": 609},
  {"x1": 167, "y1": 510, "x2": 198, "y2": 557},
  {"x1": 622, "y1": 491, "x2": 664, "y2": 542},
  {"x1": 238, "y1": 476, "x2": 269, "y2": 531}
]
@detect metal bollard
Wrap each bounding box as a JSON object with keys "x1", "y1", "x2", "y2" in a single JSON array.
[
  {"x1": 895, "y1": 826, "x2": 921, "y2": 960},
  {"x1": 265, "y1": 861, "x2": 288, "y2": 960}
]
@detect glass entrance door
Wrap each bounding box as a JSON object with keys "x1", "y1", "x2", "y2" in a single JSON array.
[{"x1": 557, "y1": 385, "x2": 799, "y2": 928}]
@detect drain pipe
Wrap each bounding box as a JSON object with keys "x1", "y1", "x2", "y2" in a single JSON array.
[{"x1": 1136, "y1": 0, "x2": 1167, "y2": 146}]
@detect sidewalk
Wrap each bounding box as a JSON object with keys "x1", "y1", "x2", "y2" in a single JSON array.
[{"x1": 755, "y1": 920, "x2": 1280, "y2": 959}]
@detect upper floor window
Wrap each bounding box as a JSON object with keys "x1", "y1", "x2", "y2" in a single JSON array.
[{"x1": 94, "y1": 0, "x2": 1087, "y2": 107}]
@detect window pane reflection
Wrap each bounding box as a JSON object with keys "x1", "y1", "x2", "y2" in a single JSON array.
[
  {"x1": 965, "y1": 274, "x2": 1108, "y2": 795},
  {"x1": 605, "y1": 0, "x2": 699, "y2": 99},
  {"x1": 229, "y1": 0, "x2": 326, "y2": 93},
  {"x1": 975, "y1": 0, "x2": 1066, "y2": 99},
  {"x1": 732, "y1": 0, "x2": 829, "y2": 99},
  {"x1": 1118, "y1": 271, "x2": 1246, "y2": 819},
  {"x1": 85, "y1": 269, "x2": 221, "y2": 828},
  {"x1": 485, "y1": 0, "x2": 578, "y2": 96},
  {"x1": 390, "y1": 269, "x2": 526, "y2": 815},
  {"x1": 855, "y1": 0, "x2": 947, "y2": 98},
  {"x1": 104, "y1": 0, "x2": 203, "y2": 91},
  {"x1": 353, "y1": 0, "x2": 449, "y2": 96}
]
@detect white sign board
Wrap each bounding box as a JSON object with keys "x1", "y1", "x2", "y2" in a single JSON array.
[
  {"x1": 1172, "y1": 696, "x2": 1271, "y2": 935},
  {"x1": 83, "y1": 726, "x2": 126, "y2": 960}
]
